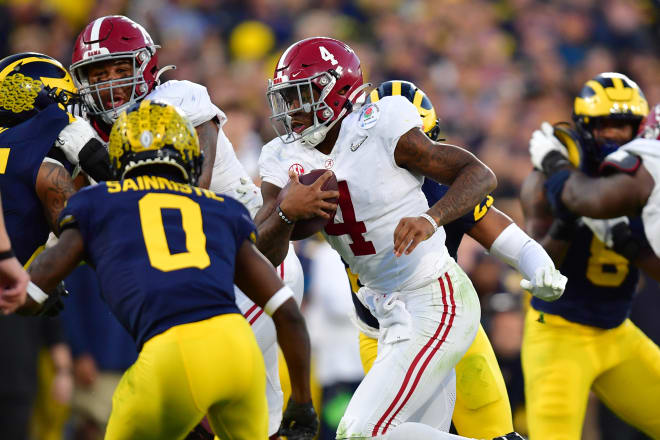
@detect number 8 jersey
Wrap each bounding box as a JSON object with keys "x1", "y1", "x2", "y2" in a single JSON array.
[
  {"x1": 58, "y1": 176, "x2": 255, "y2": 349},
  {"x1": 260, "y1": 95, "x2": 450, "y2": 292}
]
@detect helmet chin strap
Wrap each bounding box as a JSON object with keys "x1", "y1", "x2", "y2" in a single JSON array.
[{"x1": 300, "y1": 83, "x2": 372, "y2": 148}]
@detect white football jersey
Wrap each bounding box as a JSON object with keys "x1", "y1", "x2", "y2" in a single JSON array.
[
  {"x1": 260, "y1": 95, "x2": 450, "y2": 292},
  {"x1": 619, "y1": 138, "x2": 660, "y2": 256},
  {"x1": 147, "y1": 80, "x2": 256, "y2": 197}
]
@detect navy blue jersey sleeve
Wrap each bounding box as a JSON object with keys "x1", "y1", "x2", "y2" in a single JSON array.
[
  {"x1": 58, "y1": 186, "x2": 94, "y2": 235},
  {"x1": 422, "y1": 179, "x2": 494, "y2": 235}
]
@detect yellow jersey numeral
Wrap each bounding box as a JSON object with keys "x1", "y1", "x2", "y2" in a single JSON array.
[
  {"x1": 138, "y1": 193, "x2": 210, "y2": 272},
  {"x1": 586, "y1": 236, "x2": 629, "y2": 287},
  {"x1": 0, "y1": 148, "x2": 10, "y2": 174}
]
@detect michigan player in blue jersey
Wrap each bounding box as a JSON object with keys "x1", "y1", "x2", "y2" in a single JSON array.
[
  {"x1": 0, "y1": 52, "x2": 112, "y2": 313},
  {"x1": 520, "y1": 73, "x2": 660, "y2": 439},
  {"x1": 352, "y1": 81, "x2": 565, "y2": 440},
  {"x1": 6, "y1": 101, "x2": 318, "y2": 439}
]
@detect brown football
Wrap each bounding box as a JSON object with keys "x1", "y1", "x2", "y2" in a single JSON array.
[{"x1": 276, "y1": 169, "x2": 338, "y2": 240}]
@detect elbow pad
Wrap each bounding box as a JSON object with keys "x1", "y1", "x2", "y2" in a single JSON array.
[{"x1": 79, "y1": 138, "x2": 113, "y2": 182}]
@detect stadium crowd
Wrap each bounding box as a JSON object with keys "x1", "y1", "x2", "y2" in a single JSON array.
[{"x1": 0, "y1": 0, "x2": 658, "y2": 439}]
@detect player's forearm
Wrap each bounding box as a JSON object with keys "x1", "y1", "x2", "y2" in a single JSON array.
[
  {"x1": 428, "y1": 162, "x2": 497, "y2": 226},
  {"x1": 631, "y1": 246, "x2": 660, "y2": 283},
  {"x1": 273, "y1": 301, "x2": 312, "y2": 403},
  {"x1": 255, "y1": 212, "x2": 294, "y2": 267}
]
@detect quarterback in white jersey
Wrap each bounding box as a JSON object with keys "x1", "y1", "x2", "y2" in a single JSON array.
[
  {"x1": 256, "y1": 37, "x2": 498, "y2": 440},
  {"x1": 69, "y1": 15, "x2": 312, "y2": 439},
  {"x1": 530, "y1": 102, "x2": 660, "y2": 259}
]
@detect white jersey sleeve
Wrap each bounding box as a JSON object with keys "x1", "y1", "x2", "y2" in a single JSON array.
[
  {"x1": 147, "y1": 80, "x2": 226, "y2": 127},
  {"x1": 259, "y1": 138, "x2": 290, "y2": 189},
  {"x1": 621, "y1": 138, "x2": 660, "y2": 256},
  {"x1": 359, "y1": 95, "x2": 423, "y2": 157}
]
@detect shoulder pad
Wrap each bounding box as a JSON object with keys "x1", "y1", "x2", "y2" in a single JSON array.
[{"x1": 599, "y1": 149, "x2": 641, "y2": 176}]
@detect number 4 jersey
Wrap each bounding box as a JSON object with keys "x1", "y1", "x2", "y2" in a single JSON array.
[
  {"x1": 58, "y1": 176, "x2": 255, "y2": 349},
  {"x1": 260, "y1": 95, "x2": 450, "y2": 292}
]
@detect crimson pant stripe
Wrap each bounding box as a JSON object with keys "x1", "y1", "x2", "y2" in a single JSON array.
[
  {"x1": 381, "y1": 272, "x2": 456, "y2": 434},
  {"x1": 371, "y1": 274, "x2": 451, "y2": 436},
  {"x1": 279, "y1": 262, "x2": 285, "y2": 280},
  {"x1": 243, "y1": 304, "x2": 259, "y2": 321},
  {"x1": 249, "y1": 310, "x2": 264, "y2": 325}
]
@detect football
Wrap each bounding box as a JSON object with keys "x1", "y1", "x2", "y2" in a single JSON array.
[{"x1": 276, "y1": 169, "x2": 338, "y2": 240}]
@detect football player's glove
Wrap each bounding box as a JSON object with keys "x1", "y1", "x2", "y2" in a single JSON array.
[
  {"x1": 279, "y1": 398, "x2": 319, "y2": 440},
  {"x1": 581, "y1": 216, "x2": 641, "y2": 260},
  {"x1": 520, "y1": 265, "x2": 567, "y2": 302},
  {"x1": 529, "y1": 122, "x2": 571, "y2": 174},
  {"x1": 581, "y1": 216, "x2": 629, "y2": 248},
  {"x1": 56, "y1": 118, "x2": 112, "y2": 182},
  {"x1": 233, "y1": 177, "x2": 263, "y2": 219},
  {"x1": 37, "y1": 281, "x2": 69, "y2": 317}
]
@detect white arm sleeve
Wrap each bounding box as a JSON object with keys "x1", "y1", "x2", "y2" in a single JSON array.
[{"x1": 489, "y1": 223, "x2": 556, "y2": 281}]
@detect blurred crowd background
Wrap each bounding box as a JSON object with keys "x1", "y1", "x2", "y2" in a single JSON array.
[{"x1": 0, "y1": 0, "x2": 659, "y2": 439}]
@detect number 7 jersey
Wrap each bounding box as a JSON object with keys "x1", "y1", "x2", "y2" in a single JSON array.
[
  {"x1": 260, "y1": 95, "x2": 450, "y2": 292},
  {"x1": 58, "y1": 176, "x2": 255, "y2": 349}
]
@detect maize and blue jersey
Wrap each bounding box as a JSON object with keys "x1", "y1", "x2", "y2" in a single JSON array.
[
  {"x1": 0, "y1": 103, "x2": 70, "y2": 265},
  {"x1": 531, "y1": 131, "x2": 643, "y2": 329},
  {"x1": 58, "y1": 176, "x2": 256, "y2": 349},
  {"x1": 351, "y1": 179, "x2": 494, "y2": 330}
]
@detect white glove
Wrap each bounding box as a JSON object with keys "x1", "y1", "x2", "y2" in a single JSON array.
[
  {"x1": 581, "y1": 216, "x2": 629, "y2": 248},
  {"x1": 520, "y1": 266, "x2": 567, "y2": 302},
  {"x1": 529, "y1": 122, "x2": 569, "y2": 170},
  {"x1": 55, "y1": 118, "x2": 100, "y2": 166},
  {"x1": 233, "y1": 177, "x2": 263, "y2": 219}
]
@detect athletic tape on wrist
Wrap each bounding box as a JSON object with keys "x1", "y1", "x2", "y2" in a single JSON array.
[
  {"x1": 264, "y1": 285, "x2": 294, "y2": 316},
  {"x1": 27, "y1": 281, "x2": 49, "y2": 304}
]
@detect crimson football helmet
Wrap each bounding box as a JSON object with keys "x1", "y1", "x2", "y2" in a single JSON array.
[
  {"x1": 70, "y1": 15, "x2": 163, "y2": 126},
  {"x1": 267, "y1": 37, "x2": 368, "y2": 147},
  {"x1": 638, "y1": 103, "x2": 660, "y2": 141}
]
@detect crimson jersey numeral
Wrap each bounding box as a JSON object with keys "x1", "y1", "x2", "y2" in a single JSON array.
[{"x1": 324, "y1": 181, "x2": 376, "y2": 256}]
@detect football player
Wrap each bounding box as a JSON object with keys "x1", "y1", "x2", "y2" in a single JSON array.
[
  {"x1": 69, "y1": 16, "x2": 306, "y2": 438},
  {"x1": 531, "y1": 101, "x2": 660, "y2": 259},
  {"x1": 350, "y1": 80, "x2": 564, "y2": 439},
  {"x1": 255, "y1": 37, "x2": 546, "y2": 440},
  {"x1": 0, "y1": 52, "x2": 106, "y2": 313},
  {"x1": 520, "y1": 73, "x2": 660, "y2": 439},
  {"x1": 5, "y1": 100, "x2": 317, "y2": 440}
]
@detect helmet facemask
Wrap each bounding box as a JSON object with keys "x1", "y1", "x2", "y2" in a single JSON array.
[
  {"x1": 72, "y1": 48, "x2": 156, "y2": 126},
  {"x1": 267, "y1": 71, "x2": 338, "y2": 148}
]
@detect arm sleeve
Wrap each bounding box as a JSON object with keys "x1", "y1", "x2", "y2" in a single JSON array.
[{"x1": 489, "y1": 223, "x2": 556, "y2": 281}]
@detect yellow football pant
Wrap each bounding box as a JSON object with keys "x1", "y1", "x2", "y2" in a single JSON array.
[
  {"x1": 522, "y1": 310, "x2": 660, "y2": 440},
  {"x1": 359, "y1": 324, "x2": 513, "y2": 438},
  {"x1": 105, "y1": 314, "x2": 268, "y2": 440}
]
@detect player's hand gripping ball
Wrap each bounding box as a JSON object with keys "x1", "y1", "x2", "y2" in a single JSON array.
[{"x1": 277, "y1": 169, "x2": 339, "y2": 240}]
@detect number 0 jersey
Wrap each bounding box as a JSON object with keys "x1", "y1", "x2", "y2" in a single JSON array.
[
  {"x1": 59, "y1": 176, "x2": 255, "y2": 349},
  {"x1": 260, "y1": 95, "x2": 450, "y2": 292},
  {"x1": 0, "y1": 103, "x2": 70, "y2": 265}
]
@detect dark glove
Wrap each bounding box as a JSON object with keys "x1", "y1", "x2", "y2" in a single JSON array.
[
  {"x1": 38, "y1": 281, "x2": 69, "y2": 317},
  {"x1": 279, "y1": 398, "x2": 319, "y2": 440}
]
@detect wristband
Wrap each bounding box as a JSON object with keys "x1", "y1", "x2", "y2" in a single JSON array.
[
  {"x1": 0, "y1": 248, "x2": 14, "y2": 261},
  {"x1": 277, "y1": 205, "x2": 294, "y2": 225},
  {"x1": 27, "y1": 281, "x2": 49, "y2": 304},
  {"x1": 419, "y1": 213, "x2": 439, "y2": 235},
  {"x1": 264, "y1": 285, "x2": 294, "y2": 316}
]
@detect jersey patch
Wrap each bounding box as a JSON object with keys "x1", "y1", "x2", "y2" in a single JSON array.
[
  {"x1": 358, "y1": 103, "x2": 380, "y2": 129},
  {"x1": 599, "y1": 149, "x2": 641, "y2": 176},
  {"x1": 289, "y1": 163, "x2": 305, "y2": 175}
]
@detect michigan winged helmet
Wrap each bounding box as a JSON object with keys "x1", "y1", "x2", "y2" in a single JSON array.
[
  {"x1": 0, "y1": 52, "x2": 77, "y2": 127},
  {"x1": 107, "y1": 100, "x2": 202, "y2": 184}
]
